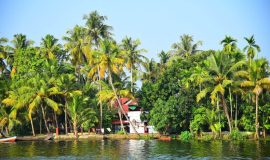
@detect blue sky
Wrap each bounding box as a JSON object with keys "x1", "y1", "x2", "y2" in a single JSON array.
[{"x1": 1, "y1": 0, "x2": 270, "y2": 61}]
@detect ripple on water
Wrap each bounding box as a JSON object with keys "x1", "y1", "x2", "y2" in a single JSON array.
[{"x1": 0, "y1": 140, "x2": 270, "y2": 159}]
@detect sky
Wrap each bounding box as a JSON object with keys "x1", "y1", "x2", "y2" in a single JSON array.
[{"x1": 0, "y1": 0, "x2": 270, "y2": 61}]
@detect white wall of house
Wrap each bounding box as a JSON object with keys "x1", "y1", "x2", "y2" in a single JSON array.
[{"x1": 127, "y1": 111, "x2": 145, "y2": 134}]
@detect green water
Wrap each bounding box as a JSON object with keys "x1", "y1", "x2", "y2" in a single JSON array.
[{"x1": 0, "y1": 140, "x2": 270, "y2": 159}]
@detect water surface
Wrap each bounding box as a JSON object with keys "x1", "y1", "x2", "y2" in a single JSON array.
[{"x1": 0, "y1": 140, "x2": 270, "y2": 159}]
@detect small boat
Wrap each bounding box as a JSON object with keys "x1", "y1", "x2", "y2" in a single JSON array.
[
  {"x1": 159, "y1": 136, "x2": 172, "y2": 141},
  {"x1": 0, "y1": 136, "x2": 17, "y2": 142}
]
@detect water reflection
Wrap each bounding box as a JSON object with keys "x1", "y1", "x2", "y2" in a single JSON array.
[{"x1": 0, "y1": 140, "x2": 270, "y2": 159}]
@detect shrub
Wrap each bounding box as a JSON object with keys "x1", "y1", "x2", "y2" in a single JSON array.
[
  {"x1": 116, "y1": 130, "x2": 125, "y2": 135},
  {"x1": 230, "y1": 129, "x2": 245, "y2": 140},
  {"x1": 180, "y1": 131, "x2": 192, "y2": 141}
]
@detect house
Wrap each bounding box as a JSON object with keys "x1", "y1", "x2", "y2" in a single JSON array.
[{"x1": 112, "y1": 98, "x2": 157, "y2": 134}]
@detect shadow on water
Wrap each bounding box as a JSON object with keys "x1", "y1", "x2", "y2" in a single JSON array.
[{"x1": 0, "y1": 139, "x2": 270, "y2": 159}]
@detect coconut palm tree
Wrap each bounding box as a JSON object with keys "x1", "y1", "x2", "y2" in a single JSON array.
[
  {"x1": 196, "y1": 51, "x2": 245, "y2": 133},
  {"x1": 121, "y1": 36, "x2": 146, "y2": 92},
  {"x1": 235, "y1": 58, "x2": 270, "y2": 139},
  {"x1": 63, "y1": 25, "x2": 88, "y2": 74},
  {"x1": 68, "y1": 95, "x2": 97, "y2": 138},
  {"x1": 92, "y1": 40, "x2": 139, "y2": 135},
  {"x1": 11, "y1": 34, "x2": 34, "y2": 51},
  {"x1": 158, "y1": 50, "x2": 170, "y2": 65},
  {"x1": 171, "y1": 34, "x2": 202, "y2": 57},
  {"x1": 27, "y1": 76, "x2": 60, "y2": 133},
  {"x1": 83, "y1": 11, "x2": 113, "y2": 132},
  {"x1": 243, "y1": 35, "x2": 261, "y2": 66},
  {"x1": 40, "y1": 34, "x2": 62, "y2": 60},
  {"x1": 52, "y1": 73, "x2": 82, "y2": 134},
  {"x1": 97, "y1": 81, "x2": 134, "y2": 133},
  {"x1": 83, "y1": 10, "x2": 113, "y2": 47},
  {"x1": 220, "y1": 36, "x2": 237, "y2": 53}
]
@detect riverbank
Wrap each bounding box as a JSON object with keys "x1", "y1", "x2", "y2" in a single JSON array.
[
  {"x1": 14, "y1": 132, "x2": 270, "y2": 141},
  {"x1": 16, "y1": 133, "x2": 161, "y2": 141}
]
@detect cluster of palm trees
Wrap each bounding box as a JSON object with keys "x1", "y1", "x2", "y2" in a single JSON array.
[
  {"x1": 0, "y1": 11, "x2": 269, "y2": 140},
  {"x1": 0, "y1": 11, "x2": 147, "y2": 136},
  {"x1": 195, "y1": 36, "x2": 270, "y2": 139}
]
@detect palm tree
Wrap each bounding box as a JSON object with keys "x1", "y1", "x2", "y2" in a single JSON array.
[
  {"x1": 158, "y1": 50, "x2": 170, "y2": 65},
  {"x1": 28, "y1": 76, "x2": 60, "y2": 133},
  {"x1": 121, "y1": 36, "x2": 146, "y2": 92},
  {"x1": 63, "y1": 25, "x2": 88, "y2": 73},
  {"x1": 83, "y1": 11, "x2": 112, "y2": 132},
  {"x1": 93, "y1": 40, "x2": 139, "y2": 135},
  {"x1": 40, "y1": 34, "x2": 62, "y2": 60},
  {"x1": 141, "y1": 58, "x2": 159, "y2": 83},
  {"x1": 196, "y1": 51, "x2": 245, "y2": 133},
  {"x1": 68, "y1": 95, "x2": 97, "y2": 138},
  {"x1": 235, "y1": 58, "x2": 270, "y2": 139},
  {"x1": 83, "y1": 10, "x2": 113, "y2": 47},
  {"x1": 171, "y1": 34, "x2": 202, "y2": 57},
  {"x1": 220, "y1": 36, "x2": 237, "y2": 53},
  {"x1": 53, "y1": 73, "x2": 82, "y2": 134},
  {"x1": 11, "y1": 34, "x2": 33, "y2": 51},
  {"x1": 97, "y1": 81, "x2": 134, "y2": 133},
  {"x1": 243, "y1": 35, "x2": 261, "y2": 66}
]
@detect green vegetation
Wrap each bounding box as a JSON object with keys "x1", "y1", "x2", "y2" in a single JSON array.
[{"x1": 1, "y1": 11, "x2": 270, "y2": 140}]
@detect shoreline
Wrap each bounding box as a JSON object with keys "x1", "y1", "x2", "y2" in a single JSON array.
[{"x1": 14, "y1": 132, "x2": 270, "y2": 141}]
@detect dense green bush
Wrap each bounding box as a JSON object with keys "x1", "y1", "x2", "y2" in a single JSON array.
[{"x1": 180, "y1": 131, "x2": 192, "y2": 141}]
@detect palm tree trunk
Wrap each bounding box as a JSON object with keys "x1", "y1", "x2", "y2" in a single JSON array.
[
  {"x1": 255, "y1": 94, "x2": 259, "y2": 139},
  {"x1": 98, "y1": 67, "x2": 103, "y2": 132},
  {"x1": 235, "y1": 95, "x2": 238, "y2": 128},
  {"x1": 74, "y1": 120, "x2": 78, "y2": 138},
  {"x1": 64, "y1": 97, "x2": 68, "y2": 135},
  {"x1": 54, "y1": 111, "x2": 59, "y2": 129},
  {"x1": 221, "y1": 94, "x2": 232, "y2": 133},
  {"x1": 41, "y1": 104, "x2": 50, "y2": 133},
  {"x1": 118, "y1": 109, "x2": 125, "y2": 133},
  {"x1": 131, "y1": 66, "x2": 133, "y2": 93},
  {"x1": 108, "y1": 71, "x2": 140, "y2": 136},
  {"x1": 30, "y1": 118, "x2": 36, "y2": 136},
  {"x1": 229, "y1": 87, "x2": 233, "y2": 120}
]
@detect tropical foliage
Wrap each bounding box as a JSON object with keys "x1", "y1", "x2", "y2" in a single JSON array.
[{"x1": 1, "y1": 11, "x2": 270, "y2": 140}]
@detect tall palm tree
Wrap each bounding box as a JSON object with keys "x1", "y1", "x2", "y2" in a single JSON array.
[
  {"x1": 40, "y1": 34, "x2": 62, "y2": 60},
  {"x1": 158, "y1": 50, "x2": 170, "y2": 65},
  {"x1": 196, "y1": 51, "x2": 245, "y2": 133},
  {"x1": 121, "y1": 36, "x2": 146, "y2": 92},
  {"x1": 83, "y1": 10, "x2": 113, "y2": 47},
  {"x1": 63, "y1": 25, "x2": 88, "y2": 71},
  {"x1": 97, "y1": 81, "x2": 134, "y2": 133},
  {"x1": 93, "y1": 40, "x2": 139, "y2": 135},
  {"x1": 141, "y1": 58, "x2": 159, "y2": 83},
  {"x1": 235, "y1": 58, "x2": 270, "y2": 139},
  {"x1": 11, "y1": 34, "x2": 33, "y2": 51},
  {"x1": 171, "y1": 34, "x2": 202, "y2": 57},
  {"x1": 27, "y1": 76, "x2": 60, "y2": 133},
  {"x1": 83, "y1": 11, "x2": 112, "y2": 132},
  {"x1": 243, "y1": 35, "x2": 261, "y2": 65},
  {"x1": 53, "y1": 73, "x2": 82, "y2": 134},
  {"x1": 220, "y1": 36, "x2": 237, "y2": 53}
]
